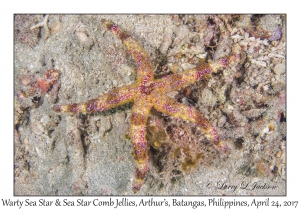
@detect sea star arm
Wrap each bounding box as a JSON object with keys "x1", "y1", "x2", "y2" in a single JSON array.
[
  {"x1": 130, "y1": 97, "x2": 153, "y2": 193},
  {"x1": 149, "y1": 64, "x2": 213, "y2": 94},
  {"x1": 101, "y1": 19, "x2": 154, "y2": 86},
  {"x1": 209, "y1": 54, "x2": 240, "y2": 73},
  {"x1": 150, "y1": 54, "x2": 240, "y2": 94},
  {"x1": 153, "y1": 95, "x2": 220, "y2": 145},
  {"x1": 54, "y1": 84, "x2": 136, "y2": 114}
]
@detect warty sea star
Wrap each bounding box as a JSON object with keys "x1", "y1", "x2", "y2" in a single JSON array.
[{"x1": 54, "y1": 19, "x2": 240, "y2": 193}]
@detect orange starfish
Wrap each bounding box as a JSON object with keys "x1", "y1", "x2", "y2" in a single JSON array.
[{"x1": 54, "y1": 19, "x2": 240, "y2": 193}]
